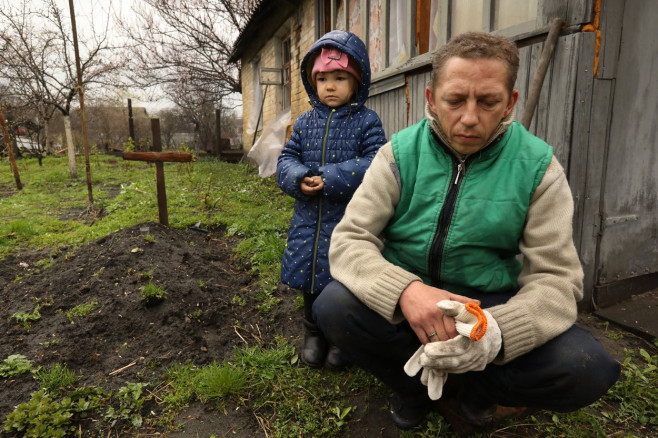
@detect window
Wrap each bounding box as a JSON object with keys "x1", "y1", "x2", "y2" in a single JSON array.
[
  {"x1": 493, "y1": 0, "x2": 538, "y2": 30},
  {"x1": 336, "y1": 0, "x2": 346, "y2": 30},
  {"x1": 416, "y1": 0, "x2": 431, "y2": 55},
  {"x1": 281, "y1": 36, "x2": 292, "y2": 110},
  {"x1": 452, "y1": 0, "x2": 484, "y2": 36},
  {"x1": 369, "y1": 0, "x2": 384, "y2": 73},
  {"x1": 322, "y1": 0, "x2": 332, "y2": 34},
  {"x1": 348, "y1": 0, "x2": 362, "y2": 36},
  {"x1": 316, "y1": 0, "x2": 538, "y2": 76},
  {"x1": 388, "y1": 0, "x2": 410, "y2": 66}
]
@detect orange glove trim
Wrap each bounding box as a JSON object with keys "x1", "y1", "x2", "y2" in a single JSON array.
[{"x1": 465, "y1": 302, "x2": 487, "y2": 341}]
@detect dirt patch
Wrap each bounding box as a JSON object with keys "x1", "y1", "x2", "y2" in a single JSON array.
[
  {"x1": 0, "y1": 223, "x2": 306, "y2": 436},
  {"x1": 0, "y1": 222, "x2": 653, "y2": 437}
]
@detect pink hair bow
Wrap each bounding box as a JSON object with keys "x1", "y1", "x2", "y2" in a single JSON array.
[{"x1": 320, "y1": 47, "x2": 350, "y2": 69}]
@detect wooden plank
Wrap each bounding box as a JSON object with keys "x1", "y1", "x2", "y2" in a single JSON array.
[
  {"x1": 538, "y1": 0, "x2": 591, "y2": 27},
  {"x1": 392, "y1": 87, "x2": 403, "y2": 134},
  {"x1": 538, "y1": 0, "x2": 569, "y2": 27},
  {"x1": 409, "y1": 71, "x2": 431, "y2": 126},
  {"x1": 568, "y1": 32, "x2": 597, "y2": 310},
  {"x1": 566, "y1": 0, "x2": 593, "y2": 25},
  {"x1": 123, "y1": 151, "x2": 195, "y2": 163},
  {"x1": 597, "y1": 0, "x2": 624, "y2": 79},
  {"x1": 545, "y1": 33, "x2": 579, "y2": 174},
  {"x1": 152, "y1": 119, "x2": 168, "y2": 226},
  {"x1": 526, "y1": 42, "x2": 543, "y2": 134},
  {"x1": 369, "y1": 73, "x2": 406, "y2": 97},
  {"x1": 514, "y1": 45, "x2": 532, "y2": 124},
  {"x1": 596, "y1": 0, "x2": 658, "y2": 288},
  {"x1": 520, "y1": 18, "x2": 563, "y2": 130}
]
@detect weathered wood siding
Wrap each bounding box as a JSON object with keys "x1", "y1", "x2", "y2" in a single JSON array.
[
  {"x1": 592, "y1": 0, "x2": 658, "y2": 306},
  {"x1": 366, "y1": 0, "x2": 658, "y2": 309},
  {"x1": 368, "y1": 33, "x2": 586, "y2": 175}
]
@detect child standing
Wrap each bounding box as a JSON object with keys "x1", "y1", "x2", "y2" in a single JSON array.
[{"x1": 277, "y1": 30, "x2": 386, "y2": 369}]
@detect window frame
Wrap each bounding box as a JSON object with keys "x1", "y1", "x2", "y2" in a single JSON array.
[{"x1": 281, "y1": 35, "x2": 292, "y2": 111}]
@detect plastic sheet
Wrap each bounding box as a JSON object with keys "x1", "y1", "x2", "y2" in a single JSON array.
[{"x1": 246, "y1": 109, "x2": 291, "y2": 177}]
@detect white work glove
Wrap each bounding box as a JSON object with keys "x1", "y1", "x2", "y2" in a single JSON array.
[
  {"x1": 404, "y1": 346, "x2": 448, "y2": 400},
  {"x1": 419, "y1": 300, "x2": 502, "y2": 374}
]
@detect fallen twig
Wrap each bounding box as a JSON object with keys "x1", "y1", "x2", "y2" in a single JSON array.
[
  {"x1": 234, "y1": 325, "x2": 248, "y2": 344},
  {"x1": 108, "y1": 360, "x2": 137, "y2": 376},
  {"x1": 254, "y1": 413, "x2": 271, "y2": 438}
]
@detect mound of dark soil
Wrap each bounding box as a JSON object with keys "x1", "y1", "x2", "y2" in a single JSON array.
[
  {"x1": 0, "y1": 222, "x2": 308, "y2": 437},
  {"x1": 0, "y1": 222, "x2": 651, "y2": 437}
]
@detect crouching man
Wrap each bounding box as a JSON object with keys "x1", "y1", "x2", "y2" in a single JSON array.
[{"x1": 313, "y1": 31, "x2": 620, "y2": 431}]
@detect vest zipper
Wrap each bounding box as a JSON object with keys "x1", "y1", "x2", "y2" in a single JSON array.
[
  {"x1": 428, "y1": 156, "x2": 468, "y2": 286},
  {"x1": 310, "y1": 108, "x2": 335, "y2": 292}
]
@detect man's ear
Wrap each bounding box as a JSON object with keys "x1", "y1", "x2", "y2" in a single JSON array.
[
  {"x1": 504, "y1": 89, "x2": 519, "y2": 118},
  {"x1": 425, "y1": 86, "x2": 437, "y2": 114}
]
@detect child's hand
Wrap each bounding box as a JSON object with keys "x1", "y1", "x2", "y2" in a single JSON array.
[{"x1": 300, "y1": 176, "x2": 324, "y2": 196}]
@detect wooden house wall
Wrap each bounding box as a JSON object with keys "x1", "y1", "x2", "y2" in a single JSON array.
[
  {"x1": 589, "y1": 1, "x2": 658, "y2": 307},
  {"x1": 365, "y1": 15, "x2": 658, "y2": 310},
  {"x1": 369, "y1": 33, "x2": 584, "y2": 166}
]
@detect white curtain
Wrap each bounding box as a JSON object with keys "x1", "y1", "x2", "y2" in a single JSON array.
[{"x1": 388, "y1": 0, "x2": 409, "y2": 66}]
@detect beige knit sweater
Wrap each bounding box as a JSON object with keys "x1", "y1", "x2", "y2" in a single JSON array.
[{"x1": 328, "y1": 106, "x2": 584, "y2": 363}]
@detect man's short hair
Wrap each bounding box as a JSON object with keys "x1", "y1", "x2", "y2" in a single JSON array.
[{"x1": 430, "y1": 31, "x2": 520, "y2": 94}]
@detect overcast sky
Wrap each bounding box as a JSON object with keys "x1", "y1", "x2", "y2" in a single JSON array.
[{"x1": 54, "y1": 0, "x2": 172, "y2": 112}]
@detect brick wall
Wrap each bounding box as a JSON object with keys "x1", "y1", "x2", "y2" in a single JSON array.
[{"x1": 240, "y1": 0, "x2": 316, "y2": 151}]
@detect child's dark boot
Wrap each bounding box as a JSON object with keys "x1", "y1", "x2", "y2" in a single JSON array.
[{"x1": 302, "y1": 292, "x2": 327, "y2": 367}]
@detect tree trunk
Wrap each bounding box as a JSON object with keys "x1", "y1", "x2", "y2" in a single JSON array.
[
  {"x1": 64, "y1": 115, "x2": 77, "y2": 178},
  {"x1": 44, "y1": 120, "x2": 50, "y2": 155}
]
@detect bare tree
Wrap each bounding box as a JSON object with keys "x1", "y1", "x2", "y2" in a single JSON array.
[
  {"x1": 0, "y1": 0, "x2": 125, "y2": 175},
  {"x1": 118, "y1": 0, "x2": 256, "y2": 113}
]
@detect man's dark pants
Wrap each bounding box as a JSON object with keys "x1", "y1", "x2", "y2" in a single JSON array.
[{"x1": 314, "y1": 280, "x2": 621, "y2": 411}]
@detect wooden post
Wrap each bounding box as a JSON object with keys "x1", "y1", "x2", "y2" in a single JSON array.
[
  {"x1": 521, "y1": 18, "x2": 564, "y2": 130},
  {"x1": 122, "y1": 119, "x2": 195, "y2": 226},
  {"x1": 128, "y1": 98, "x2": 135, "y2": 142},
  {"x1": 0, "y1": 103, "x2": 23, "y2": 190},
  {"x1": 151, "y1": 119, "x2": 167, "y2": 225},
  {"x1": 68, "y1": 0, "x2": 94, "y2": 206},
  {"x1": 215, "y1": 108, "x2": 221, "y2": 155}
]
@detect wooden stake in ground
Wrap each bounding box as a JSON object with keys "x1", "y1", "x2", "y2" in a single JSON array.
[
  {"x1": 0, "y1": 103, "x2": 23, "y2": 190},
  {"x1": 122, "y1": 119, "x2": 195, "y2": 226},
  {"x1": 68, "y1": 0, "x2": 94, "y2": 206},
  {"x1": 521, "y1": 18, "x2": 564, "y2": 130}
]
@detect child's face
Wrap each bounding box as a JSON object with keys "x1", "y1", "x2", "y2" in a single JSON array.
[{"x1": 315, "y1": 70, "x2": 358, "y2": 108}]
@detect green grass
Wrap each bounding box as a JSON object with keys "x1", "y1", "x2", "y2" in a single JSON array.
[
  {"x1": 34, "y1": 363, "x2": 79, "y2": 393},
  {"x1": 0, "y1": 155, "x2": 291, "y2": 294},
  {"x1": 140, "y1": 281, "x2": 167, "y2": 304},
  {"x1": 62, "y1": 300, "x2": 98, "y2": 323},
  {"x1": 156, "y1": 337, "x2": 380, "y2": 437}
]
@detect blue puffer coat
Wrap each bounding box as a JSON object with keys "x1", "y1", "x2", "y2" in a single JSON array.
[{"x1": 276, "y1": 30, "x2": 386, "y2": 294}]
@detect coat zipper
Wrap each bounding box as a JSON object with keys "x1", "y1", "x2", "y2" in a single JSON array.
[
  {"x1": 310, "y1": 109, "x2": 335, "y2": 292},
  {"x1": 428, "y1": 156, "x2": 468, "y2": 286}
]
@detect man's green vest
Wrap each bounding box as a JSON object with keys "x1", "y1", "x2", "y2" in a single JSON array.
[{"x1": 381, "y1": 119, "x2": 553, "y2": 294}]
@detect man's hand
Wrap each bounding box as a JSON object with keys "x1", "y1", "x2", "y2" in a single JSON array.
[
  {"x1": 300, "y1": 176, "x2": 324, "y2": 196},
  {"x1": 399, "y1": 281, "x2": 477, "y2": 344},
  {"x1": 419, "y1": 300, "x2": 502, "y2": 373}
]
